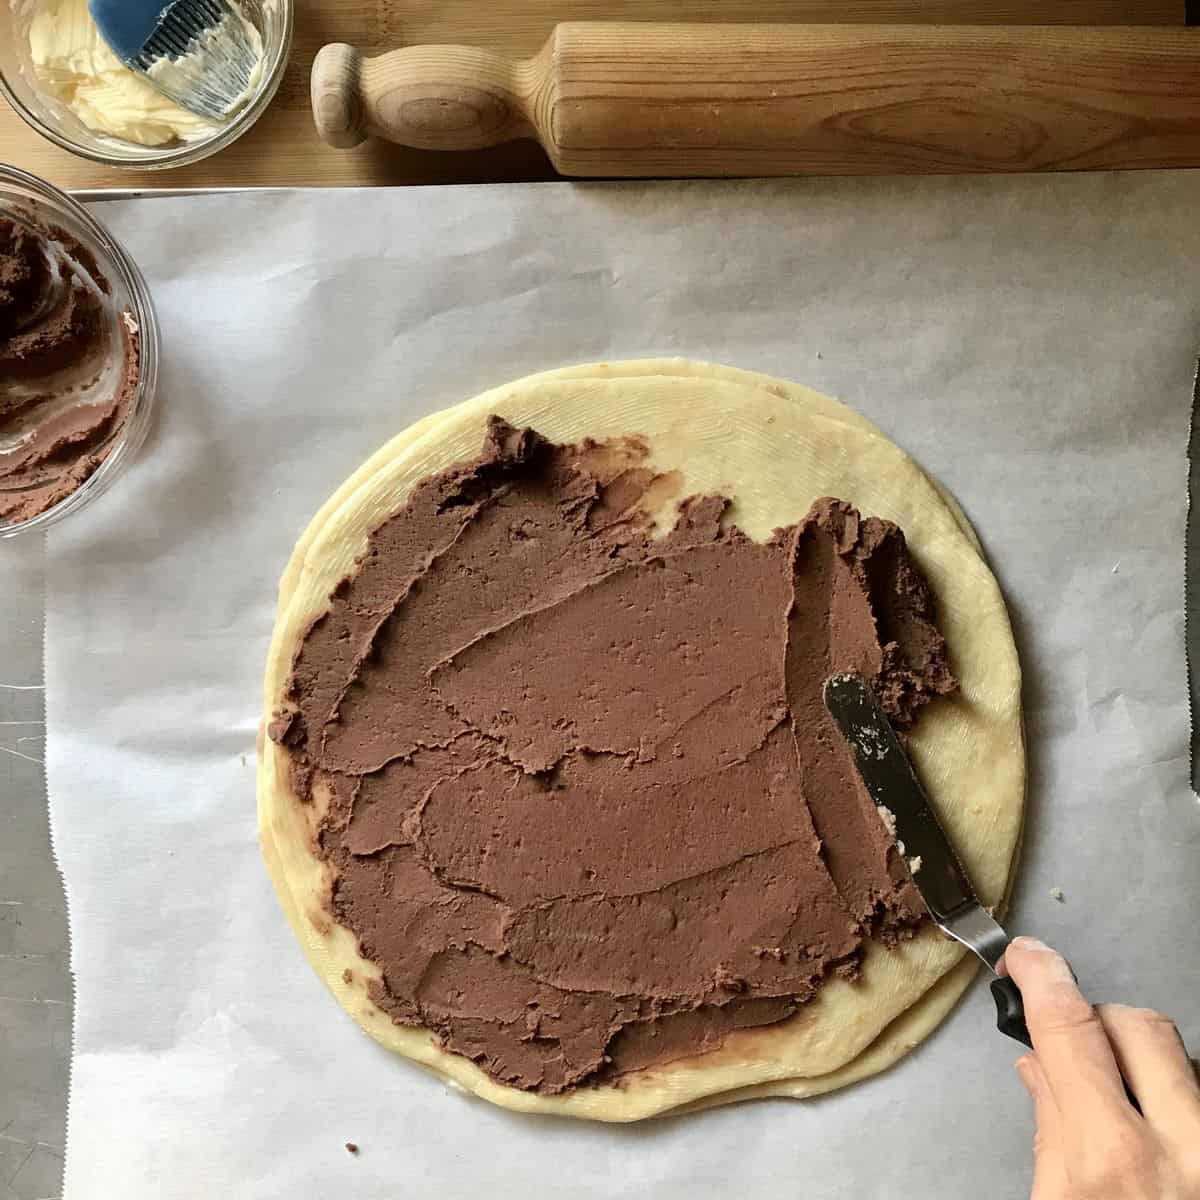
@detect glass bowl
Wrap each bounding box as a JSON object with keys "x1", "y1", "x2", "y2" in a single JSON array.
[
  {"x1": 0, "y1": 164, "x2": 159, "y2": 539},
  {"x1": 0, "y1": 0, "x2": 292, "y2": 170}
]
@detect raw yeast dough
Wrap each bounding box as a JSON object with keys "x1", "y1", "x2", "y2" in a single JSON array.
[{"x1": 257, "y1": 359, "x2": 1024, "y2": 1121}]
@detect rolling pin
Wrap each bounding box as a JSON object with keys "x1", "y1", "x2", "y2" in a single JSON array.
[{"x1": 311, "y1": 22, "x2": 1200, "y2": 176}]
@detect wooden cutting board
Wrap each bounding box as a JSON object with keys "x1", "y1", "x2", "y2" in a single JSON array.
[{"x1": 0, "y1": 0, "x2": 1186, "y2": 190}]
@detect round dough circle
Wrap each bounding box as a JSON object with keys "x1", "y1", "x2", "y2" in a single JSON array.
[{"x1": 258, "y1": 359, "x2": 1024, "y2": 1122}]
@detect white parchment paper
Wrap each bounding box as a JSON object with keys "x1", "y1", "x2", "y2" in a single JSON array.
[{"x1": 44, "y1": 175, "x2": 1200, "y2": 1199}]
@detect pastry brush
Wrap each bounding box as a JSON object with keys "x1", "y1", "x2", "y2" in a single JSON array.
[{"x1": 88, "y1": 0, "x2": 260, "y2": 121}]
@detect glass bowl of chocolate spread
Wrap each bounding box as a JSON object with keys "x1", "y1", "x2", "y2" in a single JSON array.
[{"x1": 0, "y1": 164, "x2": 159, "y2": 537}]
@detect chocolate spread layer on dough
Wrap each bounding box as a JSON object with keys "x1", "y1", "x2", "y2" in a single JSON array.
[
  {"x1": 271, "y1": 418, "x2": 956, "y2": 1093},
  {"x1": 0, "y1": 214, "x2": 140, "y2": 525}
]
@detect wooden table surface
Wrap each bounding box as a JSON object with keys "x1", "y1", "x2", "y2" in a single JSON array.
[{"x1": 0, "y1": 0, "x2": 1189, "y2": 190}]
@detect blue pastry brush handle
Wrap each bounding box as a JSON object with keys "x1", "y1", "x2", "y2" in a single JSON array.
[{"x1": 88, "y1": 0, "x2": 171, "y2": 64}]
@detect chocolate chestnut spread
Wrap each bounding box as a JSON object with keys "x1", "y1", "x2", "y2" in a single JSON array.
[
  {"x1": 271, "y1": 418, "x2": 956, "y2": 1093},
  {"x1": 0, "y1": 214, "x2": 140, "y2": 525}
]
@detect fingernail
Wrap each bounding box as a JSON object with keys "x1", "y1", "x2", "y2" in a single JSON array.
[
  {"x1": 1011, "y1": 937, "x2": 1078, "y2": 982},
  {"x1": 1012, "y1": 936, "x2": 1051, "y2": 952}
]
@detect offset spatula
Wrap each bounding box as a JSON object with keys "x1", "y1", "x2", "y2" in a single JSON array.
[
  {"x1": 824, "y1": 673, "x2": 1147, "y2": 1110},
  {"x1": 823, "y1": 673, "x2": 1032, "y2": 1047}
]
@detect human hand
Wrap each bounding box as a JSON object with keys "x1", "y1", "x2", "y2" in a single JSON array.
[{"x1": 1003, "y1": 936, "x2": 1200, "y2": 1200}]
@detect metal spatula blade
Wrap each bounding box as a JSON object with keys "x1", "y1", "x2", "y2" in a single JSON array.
[
  {"x1": 824, "y1": 672, "x2": 1146, "y2": 1111},
  {"x1": 89, "y1": 0, "x2": 261, "y2": 121},
  {"x1": 822, "y1": 672, "x2": 1031, "y2": 1047}
]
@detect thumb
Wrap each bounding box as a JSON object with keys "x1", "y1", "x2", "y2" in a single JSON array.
[{"x1": 1017, "y1": 1054, "x2": 1073, "y2": 1200}]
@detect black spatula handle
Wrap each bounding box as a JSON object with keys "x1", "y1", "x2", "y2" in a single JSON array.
[
  {"x1": 991, "y1": 976, "x2": 1032, "y2": 1048},
  {"x1": 991, "y1": 974, "x2": 1141, "y2": 1112}
]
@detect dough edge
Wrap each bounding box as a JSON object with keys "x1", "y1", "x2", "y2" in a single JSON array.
[{"x1": 257, "y1": 358, "x2": 1025, "y2": 1122}]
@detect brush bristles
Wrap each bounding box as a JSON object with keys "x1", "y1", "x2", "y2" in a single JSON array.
[{"x1": 132, "y1": 0, "x2": 261, "y2": 120}]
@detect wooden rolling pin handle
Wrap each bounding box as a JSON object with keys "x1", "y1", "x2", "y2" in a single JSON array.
[
  {"x1": 312, "y1": 42, "x2": 534, "y2": 152},
  {"x1": 311, "y1": 44, "x2": 366, "y2": 149},
  {"x1": 314, "y1": 24, "x2": 1200, "y2": 176}
]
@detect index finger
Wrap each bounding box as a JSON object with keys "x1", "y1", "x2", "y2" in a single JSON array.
[{"x1": 1003, "y1": 938, "x2": 1136, "y2": 1136}]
